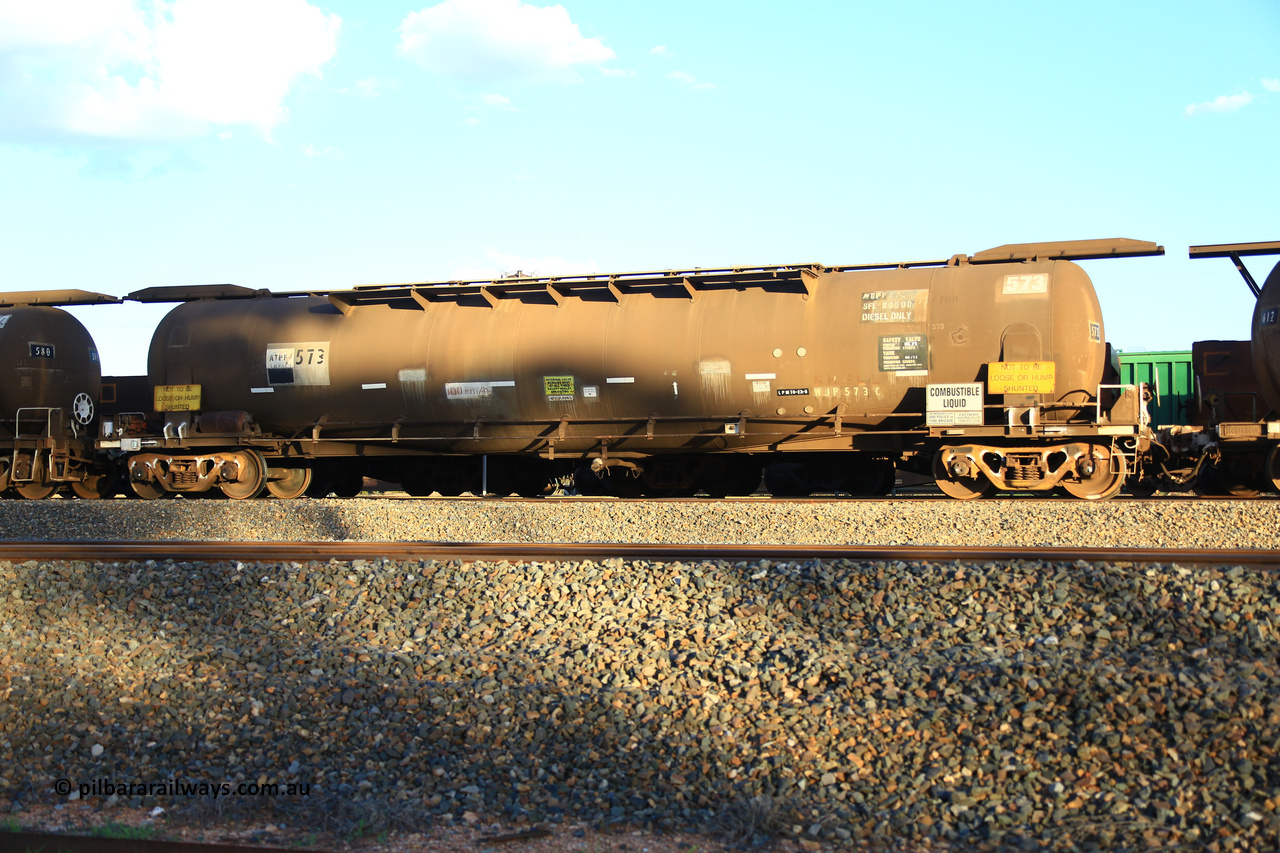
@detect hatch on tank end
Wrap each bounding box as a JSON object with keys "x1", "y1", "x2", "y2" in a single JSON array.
[
  {"x1": 0, "y1": 289, "x2": 121, "y2": 307},
  {"x1": 971, "y1": 239, "x2": 1165, "y2": 263}
]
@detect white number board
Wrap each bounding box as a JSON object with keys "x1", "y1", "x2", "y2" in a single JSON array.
[
  {"x1": 926, "y1": 382, "x2": 983, "y2": 426},
  {"x1": 265, "y1": 341, "x2": 331, "y2": 386}
]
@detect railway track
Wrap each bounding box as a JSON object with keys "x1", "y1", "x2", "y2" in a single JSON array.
[
  {"x1": 1, "y1": 540, "x2": 1277, "y2": 570},
  {"x1": 0, "y1": 832, "x2": 285, "y2": 853}
]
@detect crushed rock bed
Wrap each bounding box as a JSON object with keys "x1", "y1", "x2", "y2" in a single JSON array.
[
  {"x1": 1, "y1": 555, "x2": 1277, "y2": 851},
  {"x1": 0, "y1": 495, "x2": 1278, "y2": 548}
]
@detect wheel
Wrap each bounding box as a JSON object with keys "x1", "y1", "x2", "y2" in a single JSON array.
[
  {"x1": 726, "y1": 460, "x2": 764, "y2": 497},
  {"x1": 398, "y1": 474, "x2": 433, "y2": 497},
  {"x1": 700, "y1": 458, "x2": 763, "y2": 498},
  {"x1": 398, "y1": 463, "x2": 437, "y2": 497},
  {"x1": 1267, "y1": 446, "x2": 1280, "y2": 493},
  {"x1": 1194, "y1": 452, "x2": 1262, "y2": 497},
  {"x1": 437, "y1": 460, "x2": 480, "y2": 496},
  {"x1": 513, "y1": 475, "x2": 553, "y2": 498},
  {"x1": 266, "y1": 465, "x2": 312, "y2": 500},
  {"x1": 932, "y1": 450, "x2": 994, "y2": 500},
  {"x1": 845, "y1": 459, "x2": 895, "y2": 497},
  {"x1": 764, "y1": 463, "x2": 811, "y2": 497},
  {"x1": 486, "y1": 458, "x2": 554, "y2": 498},
  {"x1": 1062, "y1": 448, "x2": 1126, "y2": 500},
  {"x1": 71, "y1": 470, "x2": 119, "y2": 500},
  {"x1": 130, "y1": 479, "x2": 171, "y2": 499},
  {"x1": 1195, "y1": 464, "x2": 1260, "y2": 498},
  {"x1": 219, "y1": 449, "x2": 268, "y2": 500},
  {"x1": 15, "y1": 456, "x2": 59, "y2": 500},
  {"x1": 17, "y1": 480, "x2": 59, "y2": 500},
  {"x1": 330, "y1": 471, "x2": 364, "y2": 498},
  {"x1": 1124, "y1": 475, "x2": 1158, "y2": 498},
  {"x1": 303, "y1": 479, "x2": 332, "y2": 498}
]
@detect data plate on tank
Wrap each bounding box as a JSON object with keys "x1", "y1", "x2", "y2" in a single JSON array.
[
  {"x1": 265, "y1": 342, "x2": 330, "y2": 386},
  {"x1": 879, "y1": 335, "x2": 928, "y2": 373},
  {"x1": 154, "y1": 384, "x2": 202, "y2": 412},
  {"x1": 988, "y1": 362, "x2": 1056, "y2": 394}
]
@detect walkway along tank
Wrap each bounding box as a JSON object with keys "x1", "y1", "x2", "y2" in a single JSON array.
[{"x1": 113, "y1": 238, "x2": 1162, "y2": 499}]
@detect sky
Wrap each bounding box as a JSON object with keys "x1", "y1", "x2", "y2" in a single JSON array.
[{"x1": 1, "y1": 0, "x2": 1278, "y2": 375}]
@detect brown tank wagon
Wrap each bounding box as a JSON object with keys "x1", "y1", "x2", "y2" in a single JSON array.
[
  {"x1": 0, "y1": 290, "x2": 119, "y2": 498},
  {"x1": 105, "y1": 238, "x2": 1162, "y2": 500}
]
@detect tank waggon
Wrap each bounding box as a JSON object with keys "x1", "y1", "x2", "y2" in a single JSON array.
[
  {"x1": 114, "y1": 238, "x2": 1161, "y2": 500},
  {"x1": 0, "y1": 290, "x2": 119, "y2": 498},
  {"x1": 1168, "y1": 242, "x2": 1280, "y2": 496},
  {"x1": 1250, "y1": 252, "x2": 1280, "y2": 415}
]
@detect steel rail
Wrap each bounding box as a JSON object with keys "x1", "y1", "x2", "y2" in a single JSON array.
[
  {"x1": 0, "y1": 541, "x2": 1277, "y2": 569},
  {"x1": 0, "y1": 831, "x2": 290, "y2": 853}
]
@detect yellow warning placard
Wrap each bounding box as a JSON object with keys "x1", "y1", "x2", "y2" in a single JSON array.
[
  {"x1": 543, "y1": 375, "x2": 575, "y2": 401},
  {"x1": 987, "y1": 362, "x2": 1056, "y2": 394},
  {"x1": 154, "y1": 384, "x2": 202, "y2": 412}
]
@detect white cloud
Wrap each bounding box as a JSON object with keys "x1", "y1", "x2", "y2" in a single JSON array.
[
  {"x1": 301, "y1": 143, "x2": 340, "y2": 159},
  {"x1": 1184, "y1": 91, "x2": 1254, "y2": 116},
  {"x1": 450, "y1": 248, "x2": 597, "y2": 281},
  {"x1": 649, "y1": 45, "x2": 670, "y2": 58},
  {"x1": 1264, "y1": 78, "x2": 1280, "y2": 93},
  {"x1": 0, "y1": 0, "x2": 340, "y2": 144},
  {"x1": 345, "y1": 77, "x2": 387, "y2": 98},
  {"x1": 600, "y1": 67, "x2": 635, "y2": 79},
  {"x1": 482, "y1": 93, "x2": 513, "y2": 108},
  {"x1": 398, "y1": 0, "x2": 614, "y2": 88},
  {"x1": 667, "y1": 70, "x2": 718, "y2": 91}
]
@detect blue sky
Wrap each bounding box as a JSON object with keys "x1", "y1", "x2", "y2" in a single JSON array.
[{"x1": 1, "y1": 0, "x2": 1277, "y2": 374}]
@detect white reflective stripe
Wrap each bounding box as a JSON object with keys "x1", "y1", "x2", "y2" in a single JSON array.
[
  {"x1": 489, "y1": 380, "x2": 516, "y2": 387},
  {"x1": 745, "y1": 373, "x2": 776, "y2": 380},
  {"x1": 362, "y1": 383, "x2": 388, "y2": 390},
  {"x1": 606, "y1": 377, "x2": 635, "y2": 384},
  {"x1": 250, "y1": 387, "x2": 274, "y2": 393}
]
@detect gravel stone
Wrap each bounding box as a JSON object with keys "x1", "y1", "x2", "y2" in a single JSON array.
[
  {"x1": 0, "y1": 494, "x2": 1275, "y2": 548},
  {"x1": 1, "y1": 550, "x2": 1277, "y2": 850}
]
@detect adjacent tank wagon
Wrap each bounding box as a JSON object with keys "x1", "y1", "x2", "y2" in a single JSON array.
[
  {"x1": 112, "y1": 238, "x2": 1162, "y2": 500},
  {"x1": 0, "y1": 290, "x2": 117, "y2": 498},
  {"x1": 1165, "y1": 241, "x2": 1280, "y2": 496}
]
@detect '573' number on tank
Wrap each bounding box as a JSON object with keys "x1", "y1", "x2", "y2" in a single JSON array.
[{"x1": 265, "y1": 342, "x2": 331, "y2": 386}]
